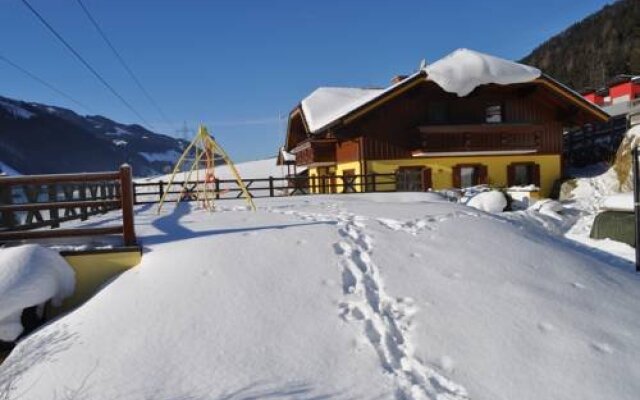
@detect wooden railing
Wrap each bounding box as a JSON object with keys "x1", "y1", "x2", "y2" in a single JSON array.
[
  {"x1": 0, "y1": 165, "x2": 136, "y2": 246},
  {"x1": 563, "y1": 115, "x2": 628, "y2": 167},
  {"x1": 133, "y1": 173, "x2": 398, "y2": 204}
]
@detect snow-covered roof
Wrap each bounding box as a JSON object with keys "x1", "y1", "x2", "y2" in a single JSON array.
[
  {"x1": 295, "y1": 48, "x2": 607, "y2": 137},
  {"x1": 423, "y1": 48, "x2": 541, "y2": 97},
  {"x1": 300, "y1": 87, "x2": 385, "y2": 133},
  {"x1": 297, "y1": 49, "x2": 543, "y2": 134}
]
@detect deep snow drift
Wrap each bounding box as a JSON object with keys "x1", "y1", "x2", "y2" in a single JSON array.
[
  {"x1": 1, "y1": 194, "x2": 639, "y2": 400},
  {"x1": 0, "y1": 245, "x2": 75, "y2": 341}
]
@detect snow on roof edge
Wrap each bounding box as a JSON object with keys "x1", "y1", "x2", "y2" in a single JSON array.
[
  {"x1": 301, "y1": 72, "x2": 423, "y2": 134},
  {"x1": 296, "y1": 48, "x2": 607, "y2": 136}
]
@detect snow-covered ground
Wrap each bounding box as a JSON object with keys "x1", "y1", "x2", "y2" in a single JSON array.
[{"x1": 2, "y1": 193, "x2": 639, "y2": 400}]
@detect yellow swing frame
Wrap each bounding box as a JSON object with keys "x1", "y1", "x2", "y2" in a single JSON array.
[{"x1": 156, "y1": 125, "x2": 256, "y2": 213}]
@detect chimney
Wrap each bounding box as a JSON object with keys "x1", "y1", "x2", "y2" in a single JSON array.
[{"x1": 391, "y1": 75, "x2": 408, "y2": 84}]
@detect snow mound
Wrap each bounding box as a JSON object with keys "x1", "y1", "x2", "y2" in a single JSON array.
[
  {"x1": 424, "y1": 48, "x2": 541, "y2": 97},
  {"x1": 0, "y1": 245, "x2": 75, "y2": 341},
  {"x1": 529, "y1": 199, "x2": 564, "y2": 220},
  {"x1": 602, "y1": 193, "x2": 633, "y2": 212},
  {"x1": 301, "y1": 87, "x2": 383, "y2": 133},
  {"x1": 466, "y1": 190, "x2": 507, "y2": 212}
]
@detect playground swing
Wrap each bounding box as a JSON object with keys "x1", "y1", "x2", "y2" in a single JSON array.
[{"x1": 156, "y1": 125, "x2": 256, "y2": 213}]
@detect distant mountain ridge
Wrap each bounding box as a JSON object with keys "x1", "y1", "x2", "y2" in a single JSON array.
[
  {"x1": 0, "y1": 95, "x2": 188, "y2": 176},
  {"x1": 520, "y1": 0, "x2": 640, "y2": 91}
]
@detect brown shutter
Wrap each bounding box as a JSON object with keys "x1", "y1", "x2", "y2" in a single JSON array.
[
  {"x1": 452, "y1": 165, "x2": 461, "y2": 188},
  {"x1": 507, "y1": 163, "x2": 515, "y2": 187},
  {"x1": 477, "y1": 165, "x2": 488, "y2": 185},
  {"x1": 422, "y1": 168, "x2": 432, "y2": 191},
  {"x1": 532, "y1": 163, "x2": 541, "y2": 187}
]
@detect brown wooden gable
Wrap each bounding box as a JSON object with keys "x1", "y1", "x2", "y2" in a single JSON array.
[
  {"x1": 285, "y1": 108, "x2": 309, "y2": 151},
  {"x1": 284, "y1": 72, "x2": 609, "y2": 165}
]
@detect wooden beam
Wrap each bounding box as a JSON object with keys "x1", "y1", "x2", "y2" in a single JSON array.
[
  {"x1": 0, "y1": 226, "x2": 123, "y2": 241},
  {"x1": 0, "y1": 171, "x2": 120, "y2": 185}
]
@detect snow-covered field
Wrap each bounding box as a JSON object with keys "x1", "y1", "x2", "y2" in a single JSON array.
[{"x1": 2, "y1": 192, "x2": 639, "y2": 400}]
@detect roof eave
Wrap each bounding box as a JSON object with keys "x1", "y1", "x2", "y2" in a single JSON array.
[
  {"x1": 536, "y1": 74, "x2": 610, "y2": 123},
  {"x1": 308, "y1": 71, "x2": 428, "y2": 135}
]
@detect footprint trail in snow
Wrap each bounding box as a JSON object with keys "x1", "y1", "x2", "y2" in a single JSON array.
[{"x1": 268, "y1": 204, "x2": 469, "y2": 400}]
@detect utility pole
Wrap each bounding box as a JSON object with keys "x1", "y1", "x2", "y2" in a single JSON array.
[
  {"x1": 175, "y1": 121, "x2": 191, "y2": 141},
  {"x1": 633, "y1": 145, "x2": 640, "y2": 272}
]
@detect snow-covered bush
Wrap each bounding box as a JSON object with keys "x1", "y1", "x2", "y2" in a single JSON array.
[
  {"x1": 0, "y1": 245, "x2": 75, "y2": 342},
  {"x1": 466, "y1": 190, "x2": 508, "y2": 213}
]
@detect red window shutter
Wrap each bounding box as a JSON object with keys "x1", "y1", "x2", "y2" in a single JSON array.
[
  {"x1": 477, "y1": 165, "x2": 488, "y2": 185},
  {"x1": 507, "y1": 164, "x2": 515, "y2": 187},
  {"x1": 422, "y1": 167, "x2": 432, "y2": 191},
  {"x1": 532, "y1": 164, "x2": 541, "y2": 187},
  {"x1": 452, "y1": 165, "x2": 461, "y2": 188}
]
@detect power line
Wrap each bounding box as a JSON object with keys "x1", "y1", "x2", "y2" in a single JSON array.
[
  {"x1": 75, "y1": 0, "x2": 173, "y2": 129},
  {"x1": 0, "y1": 53, "x2": 93, "y2": 113},
  {"x1": 20, "y1": 0, "x2": 153, "y2": 129}
]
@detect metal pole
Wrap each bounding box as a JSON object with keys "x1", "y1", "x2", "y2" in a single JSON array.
[{"x1": 634, "y1": 146, "x2": 640, "y2": 272}]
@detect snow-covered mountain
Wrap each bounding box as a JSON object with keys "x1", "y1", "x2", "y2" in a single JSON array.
[{"x1": 0, "y1": 96, "x2": 188, "y2": 176}]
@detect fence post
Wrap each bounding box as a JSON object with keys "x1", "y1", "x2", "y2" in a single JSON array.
[
  {"x1": 215, "y1": 178, "x2": 221, "y2": 200},
  {"x1": 371, "y1": 174, "x2": 377, "y2": 193},
  {"x1": 0, "y1": 183, "x2": 15, "y2": 230},
  {"x1": 269, "y1": 176, "x2": 274, "y2": 197},
  {"x1": 119, "y1": 164, "x2": 137, "y2": 246},
  {"x1": 158, "y1": 181, "x2": 164, "y2": 204},
  {"x1": 48, "y1": 184, "x2": 60, "y2": 228},
  {"x1": 634, "y1": 146, "x2": 640, "y2": 273},
  {"x1": 79, "y1": 182, "x2": 88, "y2": 221}
]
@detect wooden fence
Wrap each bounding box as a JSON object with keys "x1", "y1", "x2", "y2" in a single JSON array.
[
  {"x1": 564, "y1": 115, "x2": 628, "y2": 167},
  {"x1": 0, "y1": 165, "x2": 136, "y2": 246},
  {"x1": 133, "y1": 173, "x2": 398, "y2": 204}
]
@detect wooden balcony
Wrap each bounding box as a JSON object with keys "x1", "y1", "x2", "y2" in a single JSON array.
[
  {"x1": 416, "y1": 123, "x2": 542, "y2": 154},
  {"x1": 290, "y1": 139, "x2": 337, "y2": 166}
]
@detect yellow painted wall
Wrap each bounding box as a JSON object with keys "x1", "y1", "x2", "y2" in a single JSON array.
[
  {"x1": 307, "y1": 166, "x2": 340, "y2": 194},
  {"x1": 367, "y1": 154, "x2": 561, "y2": 197},
  {"x1": 48, "y1": 249, "x2": 142, "y2": 317}
]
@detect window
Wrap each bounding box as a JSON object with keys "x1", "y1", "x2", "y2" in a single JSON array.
[
  {"x1": 428, "y1": 102, "x2": 447, "y2": 123},
  {"x1": 513, "y1": 164, "x2": 530, "y2": 186},
  {"x1": 507, "y1": 163, "x2": 540, "y2": 187},
  {"x1": 485, "y1": 104, "x2": 502, "y2": 123},
  {"x1": 460, "y1": 166, "x2": 477, "y2": 188},
  {"x1": 453, "y1": 164, "x2": 487, "y2": 188}
]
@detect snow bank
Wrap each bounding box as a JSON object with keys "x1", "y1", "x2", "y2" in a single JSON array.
[
  {"x1": 466, "y1": 190, "x2": 507, "y2": 212},
  {"x1": 529, "y1": 199, "x2": 564, "y2": 220},
  {"x1": 0, "y1": 245, "x2": 75, "y2": 341},
  {"x1": 424, "y1": 48, "x2": 541, "y2": 97},
  {"x1": 301, "y1": 87, "x2": 383, "y2": 133},
  {"x1": 602, "y1": 193, "x2": 633, "y2": 211}
]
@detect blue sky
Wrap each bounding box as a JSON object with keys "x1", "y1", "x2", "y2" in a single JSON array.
[{"x1": 1, "y1": 0, "x2": 613, "y2": 161}]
